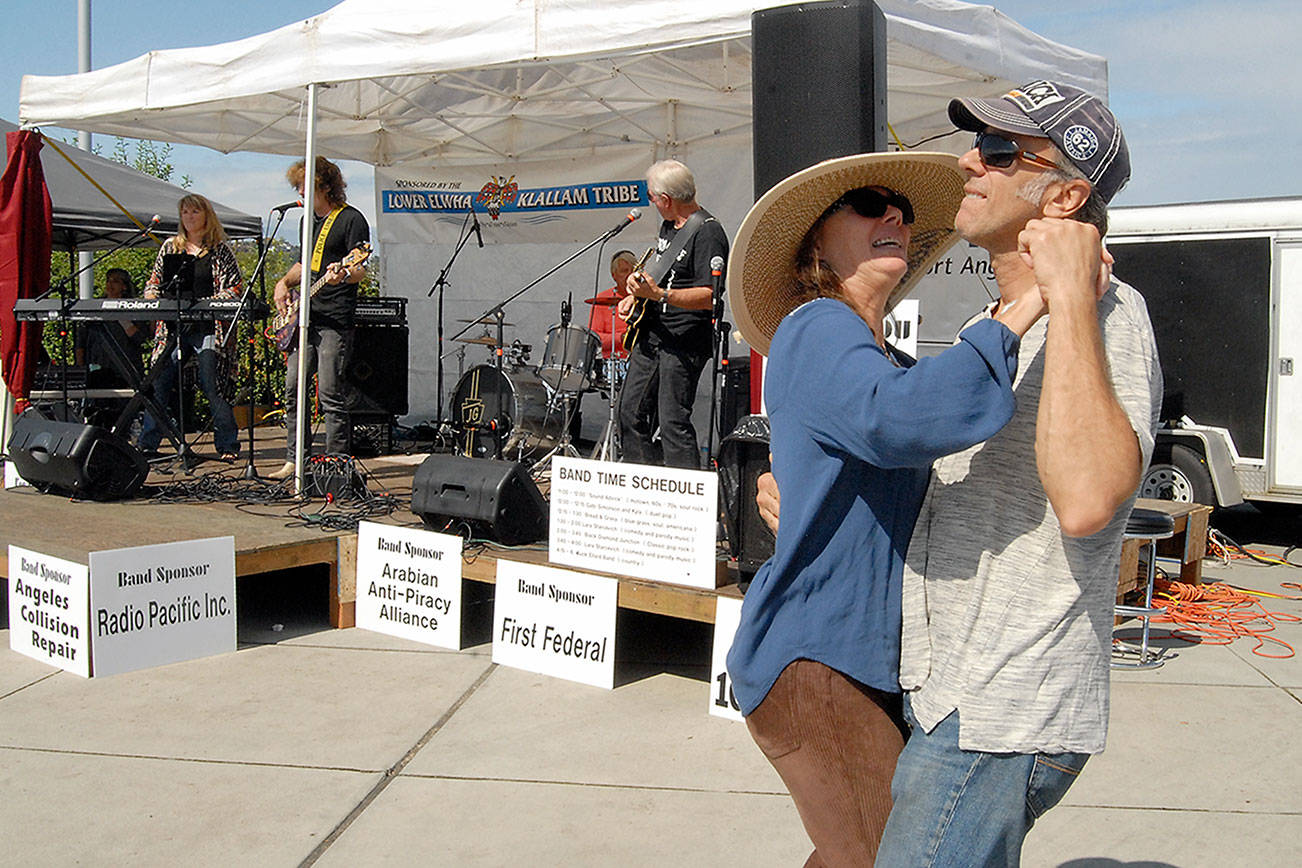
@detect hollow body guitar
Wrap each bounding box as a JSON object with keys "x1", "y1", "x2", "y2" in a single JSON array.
[
  {"x1": 269, "y1": 242, "x2": 373, "y2": 352},
  {"x1": 619, "y1": 246, "x2": 662, "y2": 353}
]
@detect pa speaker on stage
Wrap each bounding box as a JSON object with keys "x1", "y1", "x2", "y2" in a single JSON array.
[
  {"x1": 718, "y1": 415, "x2": 775, "y2": 578},
  {"x1": 346, "y1": 324, "x2": 408, "y2": 416},
  {"x1": 6, "y1": 410, "x2": 148, "y2": 500},
  {"x1": 751, "y1": 0, "x2": 887, "y2": 198},
  {"x1": 411, "y1": 454, "x2": 548, "y2": 545}
]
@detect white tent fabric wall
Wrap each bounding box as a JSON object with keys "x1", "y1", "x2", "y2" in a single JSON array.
[{"x1": 19, "y1": 0, "x2": 1109, "y2": 439}]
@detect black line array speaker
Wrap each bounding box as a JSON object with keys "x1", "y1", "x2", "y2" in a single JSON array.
[
  {"x1": 751, "y1": 0, "x2": 887, "y2": 198},
  {"x1": 6, "y1": 410, "x2": 149, "y2": 500},
  {"x1": 411, "y1": 454, "x2": 549, "y2": 545},
  {"x1": 346, "y1": 324, "x2": 408, "y2": 416}
]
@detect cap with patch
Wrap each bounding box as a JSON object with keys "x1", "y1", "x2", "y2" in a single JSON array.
[{"x1": 949, "y1": 80, "x2": 1130, "y2": 204}]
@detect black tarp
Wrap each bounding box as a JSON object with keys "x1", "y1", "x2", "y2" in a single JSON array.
[{"x1": 2, "y1": 119, "x2": 261, "y2": 249}]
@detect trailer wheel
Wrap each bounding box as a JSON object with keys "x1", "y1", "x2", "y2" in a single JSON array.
[{"x1": 1141, "y1": 443, "x2": 1215, "y2": 505}]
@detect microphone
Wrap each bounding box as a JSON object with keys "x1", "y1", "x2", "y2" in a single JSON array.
[
  {"x1": 606, "y1": 207, "x2": 642, "y2": 237},
  {"x1": 471, "y1": 209, "x2": 484, "y2": 248},
  {"x1": 148, "y1": 214, "x2": 161, "y2": 225},
  {"x1": 710, "y1": 256, "x2": 726, "y2": 319},
  {"x1": 272, "y1": 199, "x2": 303, "y2": 213}
]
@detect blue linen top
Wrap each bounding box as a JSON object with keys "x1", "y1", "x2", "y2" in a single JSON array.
[{"x1": 726, "y1": 297, "x2": 1022, "y2": 715}]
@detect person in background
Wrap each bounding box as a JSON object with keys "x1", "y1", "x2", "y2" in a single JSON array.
[
  {"x1": 588, "y1": 249, "x2": 634, "y2": 358},
  {"x1": 268, "y1": 156, "x2": 370, "y2": 480},
  {"x1": 616, "y1": 159, "x2": 728, "y2": 468},
  {"x1": 139, "y1": 194, "x2": 243, "y2": 461}
]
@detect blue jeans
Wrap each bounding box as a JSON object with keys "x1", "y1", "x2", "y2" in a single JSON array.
[
  {"x1": 875, "y1": 699, "x2": 1089, "y2": 868},
  {"x1": 140, "y1": 330, "x2": 239, "y2": 455}
]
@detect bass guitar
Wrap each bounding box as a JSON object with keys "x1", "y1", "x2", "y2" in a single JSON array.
[{"x1": 269, "y1": 242, "x2": 372, "y2": 352}]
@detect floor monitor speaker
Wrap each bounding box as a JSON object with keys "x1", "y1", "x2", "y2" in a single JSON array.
[
  {"x1": 411, "y1": 454, "x2": 548, "y2": 545},
  {"x1": 6, "y1": 410, "x2": 148, "y2": 500}
]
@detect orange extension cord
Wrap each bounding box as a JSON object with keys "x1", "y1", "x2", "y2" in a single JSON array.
[{"x1": 1140, "y1": 575, "x2": 1302, "y2": 659}]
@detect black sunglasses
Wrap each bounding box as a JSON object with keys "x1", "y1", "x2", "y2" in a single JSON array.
[
  {"x1": 831, "y1": 186, "x2": 915, "y2": 225},
  {"x1": 973, "y1": 131, "x2": 1063, "y2": 172}
]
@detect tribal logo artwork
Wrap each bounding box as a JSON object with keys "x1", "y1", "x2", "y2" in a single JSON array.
[{"x1": 475, "y1": 175, "x2": 519, "y2": 220}]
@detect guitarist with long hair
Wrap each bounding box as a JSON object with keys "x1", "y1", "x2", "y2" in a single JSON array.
[
  {"x1": 615, "y1": 159, "x2": 729, "y2": 468},
  {"x1": 268, "y1": 157, "x2": 370, "y2": 480}
]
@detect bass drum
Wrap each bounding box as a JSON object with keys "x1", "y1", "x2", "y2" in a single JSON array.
[{"x1": 451, "y1": 364, "x2": 562, "y2": 460}]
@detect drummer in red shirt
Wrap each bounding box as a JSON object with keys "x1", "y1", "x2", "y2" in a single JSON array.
[{"x1": 587, "y1": 250, "x2": 635, "y2": 358}]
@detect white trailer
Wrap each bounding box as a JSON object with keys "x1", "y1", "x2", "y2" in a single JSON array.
[{"x1": 910, "y1": 197, "x2": 1302, "y2": 509}]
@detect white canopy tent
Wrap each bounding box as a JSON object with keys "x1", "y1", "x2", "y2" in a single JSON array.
[
  {"x1": 19, "y1": 0, "x2": 1108, "y2": 476},
  {"x1": 20, "y1": 0, "x2": 1106, "y2": 168}
]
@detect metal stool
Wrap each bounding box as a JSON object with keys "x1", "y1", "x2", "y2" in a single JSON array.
[{"x1": 1112, "y1": 506, "x2": 1177, "y2": 669}]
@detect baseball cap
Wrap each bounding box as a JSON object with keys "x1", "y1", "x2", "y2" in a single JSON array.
[{"x1": 949, "y1": 80, "x2": 1130, "y2": 203}]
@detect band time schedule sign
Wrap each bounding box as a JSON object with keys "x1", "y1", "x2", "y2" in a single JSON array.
[{"x1": 548, "y1": 456, "x2": 718, "y2": 589}]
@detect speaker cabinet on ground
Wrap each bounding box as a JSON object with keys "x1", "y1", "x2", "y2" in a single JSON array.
[
  {"x1": 751, "y1": 0, "x2": 887, "y2": 198},
  {"x1": 411, "y1": 454, "x2": 548, "y2": 545},
  {"x1": 6, "y1": 410, "x2": 149, "y2": 500},
  {"x1": 346, "y1": 323, "x2": 408, "y2": 416},
  {"x1": 717, "y1": 415, "x2": 775, "y2": 577}
]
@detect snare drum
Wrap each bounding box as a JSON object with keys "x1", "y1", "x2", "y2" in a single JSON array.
[
  {"x1": 451, "y1": 364, "x2": 562, "y2": 459},
  {"x1": 539, "y1": 323, "x2": 600, "y2": 394}
]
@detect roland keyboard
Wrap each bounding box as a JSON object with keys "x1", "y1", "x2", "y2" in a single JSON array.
[{"x1": 12, "y1": 296, "x2": 271, "y2": 322}]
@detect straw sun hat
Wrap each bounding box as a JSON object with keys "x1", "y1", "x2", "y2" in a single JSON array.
[{"x1": 729, "y1": 151, "x2": 966, "y2": 356}]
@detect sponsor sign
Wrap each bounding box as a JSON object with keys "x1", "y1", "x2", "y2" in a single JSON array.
[
  {"x1": 492, "y1": 560, "x2": 617, "y2": 689},
  {"x1": 355, "y1": 521, "x2": 463, "y2": 649},
  {"x1": 88, "y1": 537, "x2": 236, "y2": 677},
  {"x1": 7, "y1": 546, "x2": 90, "y2": 677}
]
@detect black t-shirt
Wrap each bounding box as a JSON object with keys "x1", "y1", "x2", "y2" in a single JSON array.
[
  {"x1": 645, "y1": 208, "x2": 729, "y2": 353},
  {"x1": 301, "y1": 204, "x2": 370, "y2": 329}
]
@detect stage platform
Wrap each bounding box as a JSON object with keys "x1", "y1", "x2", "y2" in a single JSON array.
[{"x1": 0, "y1": 425, "x2": 744, "y2": 630}]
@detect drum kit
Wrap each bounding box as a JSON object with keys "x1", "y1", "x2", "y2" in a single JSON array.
[{"x1": 449, "y1": 299, "x2": 628, "y2": 468}]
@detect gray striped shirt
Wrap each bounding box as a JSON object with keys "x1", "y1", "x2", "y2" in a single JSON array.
[{"x1": 899, "y1": 278, "x2": 1162, "y2": 754}]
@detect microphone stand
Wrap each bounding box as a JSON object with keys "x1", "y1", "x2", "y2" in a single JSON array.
[
  {"x1": 222, "y1": 208, "x2": 291, "y2": 479},
  {"x1": 428, "y1": 208, "x2": 478, "y2": 434},
  {"x1": 448, "y1": 222, "x2": 633, "y2": 348},
  {"x1": 705, "y1": 261, "x2": 728, "y2": 469}
]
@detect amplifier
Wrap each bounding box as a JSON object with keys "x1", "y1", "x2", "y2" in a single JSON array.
[{"x1": 354, "y1": 296, "x2": 407, "y2": 325}]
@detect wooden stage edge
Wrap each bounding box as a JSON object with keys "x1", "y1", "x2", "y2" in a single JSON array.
[
  {"x1": 0, "y1": 451, "x2": 1207, "y2": 633},
  {"x1": 0, "y1": 454, "x2": 744, "y2": 630}
]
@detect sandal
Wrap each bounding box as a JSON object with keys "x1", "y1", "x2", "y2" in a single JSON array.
[{"x1": 219, "y1": 452, "x2": 239, "y2": 461}]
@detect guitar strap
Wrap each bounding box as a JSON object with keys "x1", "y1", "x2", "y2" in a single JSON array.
[
  {"x1": 646, "y1": 210, "x2": 709, "y2": 289},
  {"x1": 310, "y1": 207, "x2": 345, "y2": 274}
]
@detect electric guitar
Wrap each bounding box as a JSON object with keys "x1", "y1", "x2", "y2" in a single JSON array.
[
  {"x1": 619, "y1": 246, "x2": 657, "y2": 352},
  {"x1": 269, "y1": 242, "x2": 372, "y2": 352},
  {"x1": 620, "y1": 209, "x2": 709, "y2": 352}
]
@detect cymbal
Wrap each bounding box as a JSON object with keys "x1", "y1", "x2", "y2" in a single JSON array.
[
  {"x1": 584, "y1": 296, "x2": 621, "y2": 307},
  {"x1": 456, "y1": 335, "x2": 500, "y2": 346},
  {"x1": 458, "y1": 317, "x2": 515, "y2": 326}
]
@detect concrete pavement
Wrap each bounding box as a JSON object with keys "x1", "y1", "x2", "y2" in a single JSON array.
[{"x1": 3, "y1": 523, "x2": 1300, "y2": 866}]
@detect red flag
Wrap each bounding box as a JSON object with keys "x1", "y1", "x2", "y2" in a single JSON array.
[{"x1": 0, "y1": 130, "x2": 53, "y2": 415}]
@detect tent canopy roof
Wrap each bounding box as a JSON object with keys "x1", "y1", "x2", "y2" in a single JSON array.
[
  {"x1": 18, "y1": 0, "x2": 1108, "y2": 168},
  {"x1": 3, "y1": 120, "x2": 261, "y2": 249}
]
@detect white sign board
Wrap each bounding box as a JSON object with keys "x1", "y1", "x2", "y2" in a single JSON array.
[
  {"x1": 492, "y1": 560, "x2": 617, "y2": 689},
  {"x1": 884, "y1": 299, "x2": 920, "y2": 359},
  {"x1": 88, "y1": 537, "x2": 237, "y2": 677},
  {"x1": 5, "y1": 459, "x2": 32, "y2": 490},
  {"x1": 355, "y1": 521, "x2": 463, "y2": 649},
  {"x1": 548, "y1": 456, "x2": 718, "y2": 589},
  {"x1": 708, "y1": 595, "x2": 745, "y2": 722},
  {"x1": 7, "y1": 546, "x2": 90, "y2": 677}
]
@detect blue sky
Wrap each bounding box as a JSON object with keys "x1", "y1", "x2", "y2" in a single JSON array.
[{"x1": 3, "y1": 0, "x2": 1299, "y2": 229}]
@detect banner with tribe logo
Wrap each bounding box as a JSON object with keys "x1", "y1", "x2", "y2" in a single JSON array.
[{"x1": 376, "y1": 153, "x2": 655, "y2": 246}]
